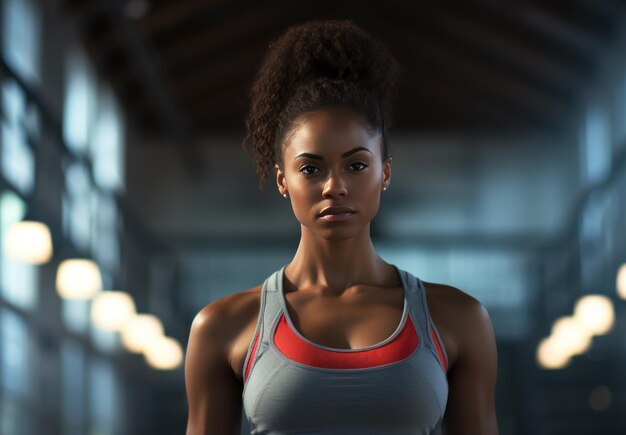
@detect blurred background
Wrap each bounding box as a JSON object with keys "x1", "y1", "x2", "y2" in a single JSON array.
[{"x1": 0, "y1": 0, "x2": 625, "y2": 434}]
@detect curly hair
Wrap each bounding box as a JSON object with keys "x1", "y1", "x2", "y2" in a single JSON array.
[{"x1": 241, "y1": 19, "x2": 401, "y2": 191}]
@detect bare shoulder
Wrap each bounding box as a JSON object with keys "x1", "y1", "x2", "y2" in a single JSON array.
[
  {"x1": 189, "y1": 285, "x2": 263, "y2": 381},
  {"x1": 421, "y1": 281, "x2": 490, "y2": 370},
  {"x1": 192, "y1": 285, "x2": 262, "y2": 329},
  {"x1": 422, "y1": 281, "x2": 482, "y2": 313},
  {"x1": 185, "y1": 286, "x2": 263, "y2": 434},
  {"x1": 426, "y1": 283, "x2": 499, "y2": 434}
]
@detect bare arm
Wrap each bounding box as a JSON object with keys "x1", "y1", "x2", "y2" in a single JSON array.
[
  {"x1": 185, "y1": 302, "x2": 243, "y2": 435},
  {"x1": 442, "y1": 299, "x2": 499, "y2": 435}
]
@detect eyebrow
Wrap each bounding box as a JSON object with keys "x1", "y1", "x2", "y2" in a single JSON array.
[{"x1": 293, "y1": 146, "x2": 373, "y2": 161}]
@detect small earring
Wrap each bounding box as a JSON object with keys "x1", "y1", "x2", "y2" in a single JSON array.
[
  {"x1": 382, "y1": 186, "x2": 387, "y2": 191},
  {"x1": 283, "y1": 193, "x2": 288, "y2": 198}
]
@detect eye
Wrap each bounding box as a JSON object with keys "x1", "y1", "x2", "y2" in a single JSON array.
[
  {"x1": 350, "y1": 161, "x2": 368, "y2": 171},
  {"x1": 299, "y1": 165, "x2": 319, "y2": 175}
]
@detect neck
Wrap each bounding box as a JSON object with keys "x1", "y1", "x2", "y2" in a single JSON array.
[{"x1": 284, "y1": 224, "x2": 397, "y2": 294}]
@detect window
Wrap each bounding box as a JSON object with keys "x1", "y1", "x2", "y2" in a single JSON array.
[
  {"x1": 1, "y1": 0, "x2": 41, "y2": 83},
  {"x1": 0, "y1": 308, "x2": 32, "y2": 435},
  {"x1": 579, "y1": 189, "x2": 614, "y2": 288},
  {"x1": 61, "y1": 339, "x2": 86, "y2": 435},
  {"x1": 89, "y1": 357, "x2": 122, "y2": 435},
  {"x1": 61, "y1": 299, "x2": 90, "y2": 335},
  {"x1": 63, "y1": 161, "x2": 94, "y2": 253},
  {"x1": 91, "y1": 191, "x2": 121, "y2": 275},
  {"x1": 581, "y1": 105, "x2": 611, "y2": 185},
  {"x1": 91, "y1": 88, "x2": 125, "y2": 192},
  {"x1": 63, "y1": 47, "x2": 97, "y2": 156},
  {"x1": 1, "y1": 80, "x2": 36, "y2": 195},
  {"x1": 614, "y1": 72, "x2": 626, "y2": 147}
]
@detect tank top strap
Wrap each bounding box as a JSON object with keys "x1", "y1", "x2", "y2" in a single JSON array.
[
  {"x1": 241, "y1": 266, "x2": 284, "y2": 381},
  {"x1": 396, "y1": 266, "x2": 429, "y2": 342},
  {"x1": 402, "y1": 267, "x2": 449, "y2": 374},
  {"x1": 259, "y1": 265, "x2": 285, "y2": 343},
  {"x1": 254, "y1": 265, "x2": 285, "y2": 358}
]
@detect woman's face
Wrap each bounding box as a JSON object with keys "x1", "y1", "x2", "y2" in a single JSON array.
[{"x1": 275, "y1": 107, "x2": 392, "y2": 238}]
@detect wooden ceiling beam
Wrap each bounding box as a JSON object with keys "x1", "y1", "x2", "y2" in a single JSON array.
[
  {"x1": 172, "y1": 47, "x2": 262, "y2": 99},
  {"x1": 386, "y1": 1, "x2": 584, "y2": 97},
  {"x1": 379, "y1": 23, "x2": 570, "y2": 127},
  {"x1": 141, "y1": 0, "x2": 227, "y2": 35},
  {"x1": 526, "y1": 0, "x2": 615, "y2": 41},
  {"x1": 477, "y1": 0, "x2": 608, "y2": 56},
  {"x1": 392, "y1": 0, "x2": 586, "y2": 88},
  {"x1": 159, "y1": 12, "x2": 269, "y2": 71},
  {"x1": 155, "y1": 0, "x2": 317, "y2": 72},
  {"x1": 66, "y1": 0, "x2": 120, "y2": 55},
  {"x1": 63, "y1": 0, "x2": 104, "y2": 18},
  {"x1": 80, "y1": 0, "x2": 237, "y2": 63}
]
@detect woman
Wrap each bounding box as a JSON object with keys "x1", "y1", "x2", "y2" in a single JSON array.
[{"x1": 185, "y1": 19, "x2": 498, "y2": 435}]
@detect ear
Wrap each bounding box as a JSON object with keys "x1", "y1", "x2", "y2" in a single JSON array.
[
  {"x1": 382, "y1": 157, "x2": 392, "y2": 188},
  {"x1": 275, "y1": 163, "x2": 287, "y2": 193}
]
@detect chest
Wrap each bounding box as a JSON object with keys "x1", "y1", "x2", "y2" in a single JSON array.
[
  {"x1": 281, "y1": 285, "x2": 406, "y2": 350},
  {"x1": 231, "y1": 284, "x2": 458, "y2": 381}
]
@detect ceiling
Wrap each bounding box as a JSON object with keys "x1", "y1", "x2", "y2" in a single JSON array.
[{"x1": 66, "y1": 0, "x2": 625, "y2": 146}]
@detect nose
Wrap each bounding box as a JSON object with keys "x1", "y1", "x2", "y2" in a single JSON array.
[{"x1": 322, "y1": 171, "x2": 348, "y2": 198}]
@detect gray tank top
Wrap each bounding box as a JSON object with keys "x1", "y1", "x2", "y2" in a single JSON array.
[{"x1": 241, "y1": 264, "x2": 449, "y2": 434}]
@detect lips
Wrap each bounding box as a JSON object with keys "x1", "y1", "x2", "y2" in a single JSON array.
[{"x1": 319, "y1": 206, "x2": 355, "y2": 217}]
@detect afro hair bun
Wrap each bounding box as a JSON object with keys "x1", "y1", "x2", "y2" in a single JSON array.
[{"x1": 242, "y1": 19, "x2": 400, "y2": 191}]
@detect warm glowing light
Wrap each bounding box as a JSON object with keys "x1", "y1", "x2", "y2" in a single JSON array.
[
  {"x1": 144, "y1": 335, "x2": 183, "y2": 370},
  {"x1": 120, "y1": 314, "x2": 164, "y2": 353},
  {"x1": 573, "y1": 295, "x2": 615, "y2": 336},
  {"x1": 91, "y1": 291, "x2": 136, "y2": 331},
  {"x1": 616, "y1": 264, "x2": 626, "y2": 299},
  {"x1": 4, "y1": 221, "x2": 53, "y2": 264},
  {"x1": 536, "y1": 336, "x2": 571, "y2": 369},
  {"x1": 551, "y1": 316, "x2": 593, "y2": 356},
  {"x1": 56, "y1": 259, "x2": 102, "y2": 299}
]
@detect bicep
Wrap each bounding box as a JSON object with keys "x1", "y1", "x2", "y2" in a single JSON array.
[
  {"x1": 185, "y1": 307, "x2": 243, "y2": 435},
  {"x1": 442, "y1": 301, "x2": 499, "y2": 435}
]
